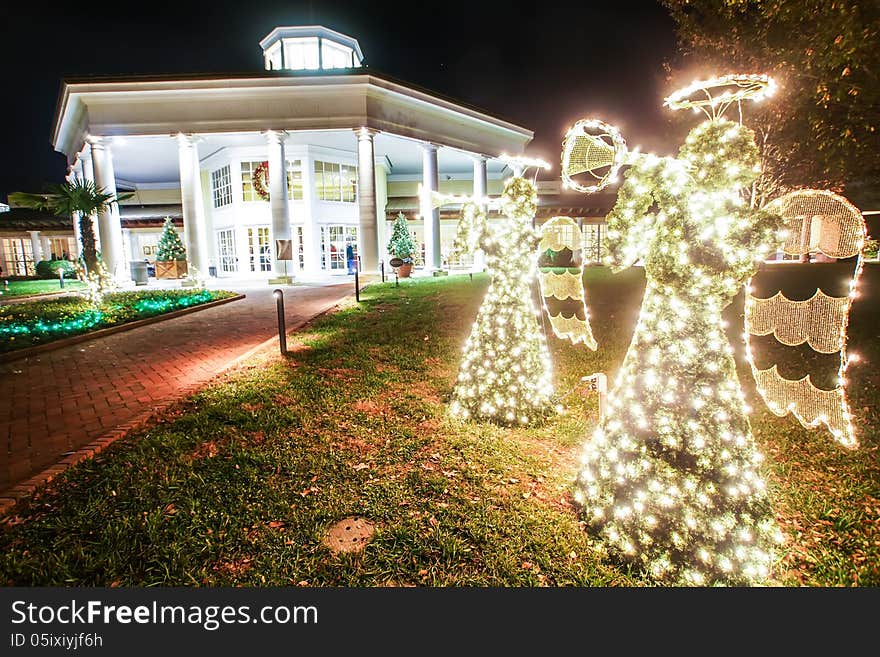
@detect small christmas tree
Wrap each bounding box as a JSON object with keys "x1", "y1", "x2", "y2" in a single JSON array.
[
  {"x1": 387, "y1": 212, "x2": 417, "y2": 263},
  {"x1": 156, "y1": 218, "x2": 186, "y2": 261}
]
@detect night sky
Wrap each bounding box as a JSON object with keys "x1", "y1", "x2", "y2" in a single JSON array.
[{"x1": 0, "y1": 0, "x2": 678, "y2": 202}]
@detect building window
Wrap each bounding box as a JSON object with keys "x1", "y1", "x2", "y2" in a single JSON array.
[
  {"x1": 264, "y1": 42, "x2": 282, "y2": 70},
  {"x1": 2, "y1": 238, "x2": 35, "y2": 276},
  {"x1": 246, "y1": 226, "x2": 271, "y2": 272},
  {"x1": 295, "y1": 226, "x2": 304, "y2": 270},
  {"x1": 211, "y1": 165, "x2": 233, "y2": 208},
  {"x1": 283, "y1": 37, "x2": 320, "y2": 70},
  {"x1": 46, "y1": 237, "x2": 72, "y2": 260},
  {"x1": 581, "y1": 224, "x2": 605, "y2": 264},
  {"x1": 314, "y1": 160, "x2": 357, "y2": 202},
  {"x1": 320, "y1": 225, "x2": 358, "y2": 271},
  {"x1": 287, "y1": 160, "x2": 304, "y2": 200},
  {"x1": 341, "y1": 164, "x2": 357, "y2": 202},
  {"x1": 241, "y1": 161, "x2": 268, "y2": 202},
  {"x1": 321, "y1": 40, "x2": 353, "y2": 69},
  {"x1": 217, "y1": 228, "x2": 237, "y2": 273}
]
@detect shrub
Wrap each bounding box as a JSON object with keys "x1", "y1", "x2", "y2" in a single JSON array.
[{"x1": 35, "y1": 259, "x2": 77, "y2": 279}]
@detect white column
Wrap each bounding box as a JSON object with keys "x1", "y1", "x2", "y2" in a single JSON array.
[
  {"x1": 40, "y1": 235, "x2": 52, "y2": 260},
  {"x1": 472, "y1": 155, "x2": 488, "y2": 272},
  {"x1": 29, "y1": 231, "x2": 43, "y2": 263},
  {"x1": 266, "y1": 130, "x2": 292, "y2": 280},
  {"x1": 374, "y1": 159, "x2": 389, "y2": 269},
  {"x1": 90, "y1": 138, "x2": 125, "y2": 278},
  {"x1": 176, "y1": 134, "x2": 210, "y2": 276},
  {"x1": 78, "y1": 151, "x2": 98, "y2": 253},
  {"x1": 421, "y1": 143, "x2": 441, "y2": 271},
  {"x1": 355, "y1": 128, "x2": 379, "y2": 273},
  {"x1": 68, "y1": 168, "x2": 83, "y2": 257},
  {"x1": 300, "y1": 155, "x2": 321, "y2": 274}
]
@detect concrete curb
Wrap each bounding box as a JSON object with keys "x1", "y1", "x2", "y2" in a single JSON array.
[
  {"x1": 0, "y1": 293, "x2": 352, "y2": 517},
  {"x1": 0, "y1": 293, "x2": 246, "y2": 364}
]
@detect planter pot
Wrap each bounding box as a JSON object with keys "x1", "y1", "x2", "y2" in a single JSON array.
[
  {"x1": 397, "y1": 263, "x2": 413, "y2": 278},
  {"x1": 155, "y1": 260, "x2": 188, "y2": 279}
]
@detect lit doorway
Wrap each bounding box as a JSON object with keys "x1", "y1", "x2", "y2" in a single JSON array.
[
  {"x1": 217, "y1": 229, "x2": 238, "y2": 274},
  {"x1": 246, "y1": 226, "x2": 271, "y2": 273},
  {"x1": 320, "y1": 225, "x2": 358, "y2": 273}
]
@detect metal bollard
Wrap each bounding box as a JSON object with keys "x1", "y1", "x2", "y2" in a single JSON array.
[
  {"x1": 380, "y1": 260, "x2": 385, "y2": 283},
  {"x1": 354, "y1": 269, "x2": 360, "y2": 303},
  {"x1": 273, "y1": 289, "x2": 287, "y2": 355},
  {"x1": 59, "y1": 269, "x2": 65, "y2": 289}
]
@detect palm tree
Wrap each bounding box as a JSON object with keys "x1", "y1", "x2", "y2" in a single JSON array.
[{"x1": 9, "y1": 180, "x2": 126, "y2": 274}]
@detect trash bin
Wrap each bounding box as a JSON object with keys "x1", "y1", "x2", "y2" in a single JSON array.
[
  {"x1": 130, "y1": 260, "x2": 148, "y2": 286},
  {"x1": 208, "y1": 265, "x2": 217, "y2": 277}
]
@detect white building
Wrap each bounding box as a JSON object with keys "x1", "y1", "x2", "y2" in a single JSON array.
[{"x1": 49, "y1": 25, "x2": 535, "y2": 281}]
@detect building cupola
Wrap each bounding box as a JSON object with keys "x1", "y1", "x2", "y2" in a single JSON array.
[{"x1": 259, "y1": 26, "x2": 363, "y2": 72}]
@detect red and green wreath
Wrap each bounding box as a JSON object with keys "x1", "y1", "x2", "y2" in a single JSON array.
[{"x1": 252, "y1": 161, "x2": 270, "y2": 201}]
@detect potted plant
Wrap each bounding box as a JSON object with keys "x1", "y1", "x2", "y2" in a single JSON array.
[
  {"x1": 387, "y1": 212, "x2": 417, "y2": 278},
  {"x1": 155, "y1": 217, "x2": 188, "y2": 279}
]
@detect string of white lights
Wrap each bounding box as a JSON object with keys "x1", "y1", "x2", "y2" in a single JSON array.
[
  {"x1": 743, "y1": 188, "x2": 867, "y2": 448},
  {"x1": 572, "y1": 109, "x2": 786, "y2": 585}
]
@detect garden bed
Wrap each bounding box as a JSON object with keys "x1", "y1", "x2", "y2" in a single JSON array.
[
  {"x1": 0, "y1": 289, "x2": 238, "y2": 353},
  {"x1": 0, "y1": 269, "x2": 876, "y2": 586}
]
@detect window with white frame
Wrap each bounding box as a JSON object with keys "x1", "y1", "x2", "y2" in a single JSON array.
[
  {"x1": 314, "y1": 160, "x2": 357, "y2": 202},
  {"x1": 341, "y1": 164, "x2": 357, "y2": 202},
  {"x1": 295, "y1": 226, "x2": 304, "y2": 269},
  {"x1": 286, "y1": 160, "x2": 304, "y2": 200},
  {"x1": 48, "y1": 237, "x2": 73, "y2": 260},
  {"x1": 283, "y1": 37, "x2": 320, "y2": 70},
  {"x1": 241, "y1": 161, "x2": 267, "y2": 202},
  {"x1": 2, "y1": 238, "x2": 35, "y2": 276},
  {"x1": 264, "y1": 42, "x2": 282, "y2": 70},
  {"x1": 211, "y1": 165, "x2": 233, "y2": 208},
  {"x1": 321, "y1": 40, "x2": 353, "y2": 69}
]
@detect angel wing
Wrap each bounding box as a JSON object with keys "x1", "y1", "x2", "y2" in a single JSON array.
[
  {"x1": 537, "y1": 216, "x2": 598, "y2": 350},
  {"x1": 744, "y1": 189, "x2": 866, "y2": 448}
]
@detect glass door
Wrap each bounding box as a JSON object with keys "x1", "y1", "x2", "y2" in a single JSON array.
[
  {"x1": 217, "y1": 229, "x2": 238, "y2": 274},
  {"x1": 320, "y1": 226, "x2": 358, "y2": 273},
  {"x1": 246, "y1": 227, "x2": 271, "y2": 273}
]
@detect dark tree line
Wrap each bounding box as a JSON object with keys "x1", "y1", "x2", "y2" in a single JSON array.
[{"x1": 662, "y1": 0, "x2": 880, "y2": 208}]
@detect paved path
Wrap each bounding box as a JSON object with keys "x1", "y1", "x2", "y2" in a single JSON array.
[{"x1": 0, "y1": 282, "x2": 353, "y2": 497}]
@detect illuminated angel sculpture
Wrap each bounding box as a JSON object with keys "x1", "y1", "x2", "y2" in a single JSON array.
[
  {"x1": 440, "y1": 157, "x2": 556, "y2": 425},
  {"x1": 570, "y1": 75, "x2": 787, "y2": 585}
]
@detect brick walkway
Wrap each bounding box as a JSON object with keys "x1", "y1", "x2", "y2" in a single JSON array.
[{"x1": 0, "y1": 282, "x2": 353, "y2": 497}]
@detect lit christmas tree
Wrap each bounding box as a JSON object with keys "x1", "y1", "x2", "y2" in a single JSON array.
[
  {"x1": 573, "y1": 81, "x2": 786, "y2": 585},
  {"x1": 448, "y1": 173, "x2": 555, "y2": 425},
  {"x1": 156, "y1": 217, "x2": 186, "y2": 261},
  {"x1": 387, "y1": 212, "x2": 417, "y2": 263}
]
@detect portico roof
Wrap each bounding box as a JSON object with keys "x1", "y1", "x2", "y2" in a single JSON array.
[
  {"x1": 53, "y1": 69, "x2": 534, "y2": 169},
  {"x1": 0, "y1": 208, "x2": 70, "y2": 232}
]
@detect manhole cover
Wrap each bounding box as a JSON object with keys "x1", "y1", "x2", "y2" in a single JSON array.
[{"x1": 322, "y1": 517, "x2": 375, "y2": 554}]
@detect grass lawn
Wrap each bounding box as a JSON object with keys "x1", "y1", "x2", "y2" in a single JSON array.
[
  {"x1": 0, "y1": 289, "x2": 239, "y2": 353},
  {"x1": 0, "y1": 278, "x2": 86, "y2": 299},
  {"x1": 0, "y1": 265, "x2": 877, "y2": 586}
]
